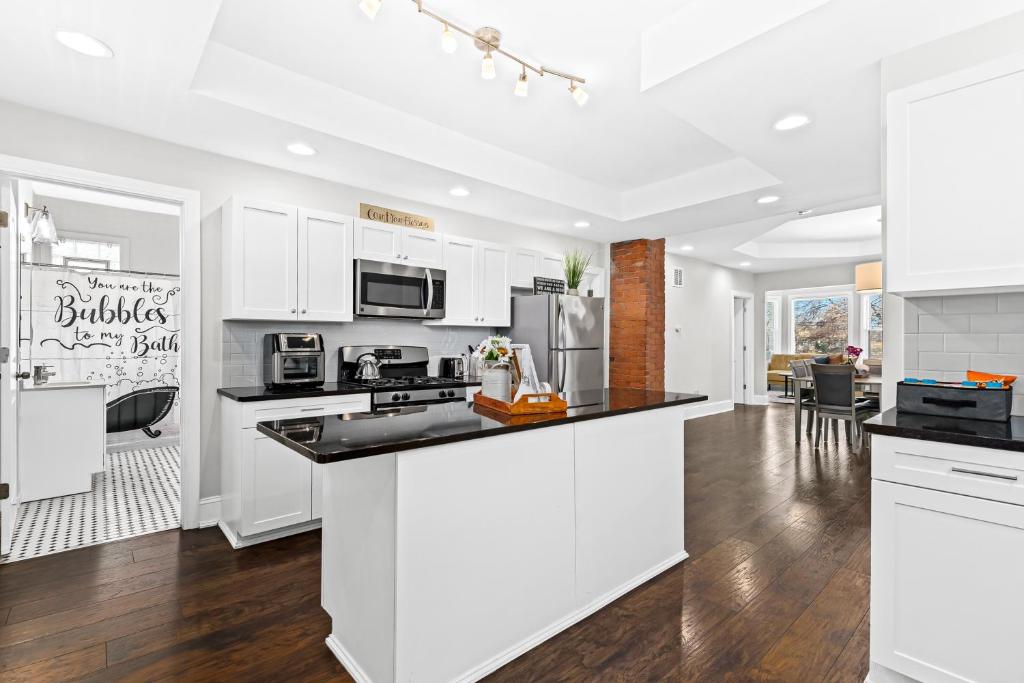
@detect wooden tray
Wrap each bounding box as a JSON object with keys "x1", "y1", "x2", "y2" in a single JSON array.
[{"x1": 473, "y1": 391, "x2": 568, "y2": 415}]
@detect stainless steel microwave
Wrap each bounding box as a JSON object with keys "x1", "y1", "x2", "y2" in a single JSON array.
[{"x1": 355, "y1": 259, "x2": 446, "y2": 320}]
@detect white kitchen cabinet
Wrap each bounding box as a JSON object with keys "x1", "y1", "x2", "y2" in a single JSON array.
[
  {"x1": 478, "y1": 241, "x2": 511, "y2": 326},
  {"x1": 886, "y1": 52, "x2": 1024, "y2": 296},
  {"x1": 439, "y1": 235, "x2": 478, "y2": 325},
  {"x1": 427, "y1": 237, "x2": 509, "y2": 327},
  {"x1": 540, "y1": 253, "x2": 565, "y2": 282},
  {"x1": 511, "y1": 249, "x2": 540, "y2": 289},
  {"x1": 298, "y1": 209, "x2": 353, "y2": 322},
  {"x1": 222, "y1": 198, "x2": 353, "y2": 321},
  {"x1": 219, "y1": 392, "x2": 371, "y2": 548},
  {"x1": 354, "y1": 219, "x2": 442, "y2": 268},
  {"x1": 870, "y1": 434, "x2": 1024, "y2": 683},
  {"x1": 222, "y1": 198, "x2": 298, "y2": 320}
]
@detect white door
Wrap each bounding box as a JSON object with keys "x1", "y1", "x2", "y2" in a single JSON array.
[
  {"x1": 871, "y1": 480, "x2": 1024, "y2": 683},
  {"x1": 298, "y1": 209, "x2": 352, "y2": 322},
  {"x1": 478, "y1": 242, "x2": 511, "y2": 327},
  {"x1": 400, "y1": 228, "x2": 443, "y2": 268},
  {"x1": 511, "y1": 249, "x2": 539, "y2": 289},
  {"x1": 227, "y1": 200, "x2": 298, "y2": 320},
  {"x1": 732, "y1": 297, "x2": 747, "y2": 404},
  {"x1": 540, "y1": 254, "x2": 564, "y2": 282},
  {"x1": 354, "y1": 219, "x2": 401, "y2": 263},
  {"x1": 241, "y1": 433, "x2": 313, "y2": 536},
  {"x1": 0, "y1": 181, "x2": 20, "y2": 556},
  {"x1": 439, "y1": 235, "x2": 478, "y2": 325}
]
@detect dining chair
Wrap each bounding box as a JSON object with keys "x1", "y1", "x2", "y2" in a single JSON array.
[
  {"x1": 790, "y1": 359, "x2": 816, "y2": 435},
  {"x1": 809, "y1": 363, "x2": 878, "y2": 450}
]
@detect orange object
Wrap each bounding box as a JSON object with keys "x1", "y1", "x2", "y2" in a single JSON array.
[
  {"x1": 473, "y1": 391, "x2": 568, "y2": 415},
  {"x1": 966, "y1": 370, "x2": 1017, "y2": 387}
]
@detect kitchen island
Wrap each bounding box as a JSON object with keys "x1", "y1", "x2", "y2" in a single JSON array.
[{"x1": 258, "y1": 388, "x2": 705, "y2": 683}]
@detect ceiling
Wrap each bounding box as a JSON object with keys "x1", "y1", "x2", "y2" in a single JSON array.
[{"x1": 0, "y1": 0, "x2": 1021, "y2": 271}]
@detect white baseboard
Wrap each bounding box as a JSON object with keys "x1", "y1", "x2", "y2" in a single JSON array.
[
  {"x1": 217, "y1": 518, "x2": 323, "y2": 549},
  {"x1": 683, "y1": 399, "x2": 733, "y2": 420},
  {"x1": 326, "y1": 635, "x2": 374, "y2": 683},
  {"x1": 748, "y1": 394, "x2": 770, "y2": 406},
  {"x1": 198, "y1": 496, "x2": 221, "y2": 528}
]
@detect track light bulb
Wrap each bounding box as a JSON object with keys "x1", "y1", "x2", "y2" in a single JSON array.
[
  {"x1": 569, "y1": 82, "x2": 589, "y2": 107},
  {"x1": 481, "y1": 51, "x2": 496, "y2": 80},
  {"x1": 441, "y1": 23, "x2": 457, "y2": 53},
  {"x1": 514, "y1": 70, "x2": 529, "y2": 97},
  {"x1": 358, "y1": 0, "x2": 381, "y2": 20}
]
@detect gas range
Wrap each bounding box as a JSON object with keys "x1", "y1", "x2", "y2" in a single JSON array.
[{"x1": 337, "y1": 345, "x2": 470, "y2": 409}]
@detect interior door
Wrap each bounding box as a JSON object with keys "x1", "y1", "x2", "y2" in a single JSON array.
[
  {"x1": 0, "y1": 180, "x2": 20, "y2": 556},
  {"x1": 298, "y1": 209, "x2": 352, "y2": 322}
]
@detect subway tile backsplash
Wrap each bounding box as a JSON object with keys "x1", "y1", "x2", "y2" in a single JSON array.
[
  {"x1": 222, "y1": 319, "x2": 490, "y2": 388},
  {"x1": 904, "y1": 294, "x2": 1024, "y2": 415}
]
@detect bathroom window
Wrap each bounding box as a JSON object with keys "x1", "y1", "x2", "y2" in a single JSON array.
[{"x1": 51, "y1": 237, "x2": 122, "y2": 270}]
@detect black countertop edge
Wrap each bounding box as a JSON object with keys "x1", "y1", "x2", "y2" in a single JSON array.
[
  {"x1": 863, "y1": 408, "x2": 1024, "y2": 453},
  {"x1": 218, "y1": 379, "x2": 483, "y2": 402},
  {"x1": 256, "y1": 390, "x2": 708, "y2": 464}
]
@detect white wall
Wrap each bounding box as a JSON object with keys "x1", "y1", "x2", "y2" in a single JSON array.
[
  {"x1": 30, "y1": 195, "x2": 180, "y2": 274},
  {"x1": 752, "y1": 263, "x2": 857, "y2": 397},
  {"x1": 0, "y1": 99, "x2": 604, "y2": 499},
  {"x1": 664, "y1": 254, "x2": 754, "y2": 403}
]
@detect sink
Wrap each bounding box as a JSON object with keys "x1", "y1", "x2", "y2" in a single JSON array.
[{"x1": 23, "y1": 380, "x2": 104, "y2": 390}]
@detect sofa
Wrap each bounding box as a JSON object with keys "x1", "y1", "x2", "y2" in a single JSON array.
[{"x1": 767, "y1": 353, "x2": 821, "y2": 391}]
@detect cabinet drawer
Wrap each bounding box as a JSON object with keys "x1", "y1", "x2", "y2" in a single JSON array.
[
  {"x1": 872, "y1": 435, "x2": 1024, "y2": 506},
  {"x1": 241, "y1": 394, "x2": 370, "y2": 428}
]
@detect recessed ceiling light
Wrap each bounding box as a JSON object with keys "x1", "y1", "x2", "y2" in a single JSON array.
[
  {"x1": 757, "y1": 195, "x2": 780, "y2": 205},
  {"x1": 739, "y1": 261, "x2": 752, "y2": 267},
  {"x1": 797, "y1": 208, "x2": 814, "y2": 216},
  {"x1": 286, "y1": 142, "x2": 317, "y2": 156},
  {"x1": 449, "y1": 186, "x2": 470, "y2": 197},
  {"x1": 679, "y1": 245, "x2": 694, "y2": 252},
  {"x1": 573, "y1": 220, "x2": 590, "y2": 229},
  {"x1": 773, "y1": 114, "x2": 811, "y2": 131},
  {"x1": 54, "y1": 30, "x2": 113, "y2": 58}
]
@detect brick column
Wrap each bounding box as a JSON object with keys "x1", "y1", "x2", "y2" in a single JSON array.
[{"x1": 609, "y1": 238, "x2": 665, "y2": 391}]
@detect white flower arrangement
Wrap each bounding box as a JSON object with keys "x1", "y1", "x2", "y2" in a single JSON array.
[{"x1": 475, "y1": 335, "x2": 512, "y2": 362}]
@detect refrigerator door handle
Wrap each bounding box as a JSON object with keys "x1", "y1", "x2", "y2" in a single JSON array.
[
  {"x1": 559, "y1": 350, "x2": 567, "y2": 392},
  {"x1": 555, "y1": 297, "x2": 566, "y2": 350}
]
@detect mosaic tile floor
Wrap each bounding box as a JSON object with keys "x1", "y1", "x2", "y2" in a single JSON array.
[{"x1": 5, "y1": 445, "x2": 180, "y2": 562}]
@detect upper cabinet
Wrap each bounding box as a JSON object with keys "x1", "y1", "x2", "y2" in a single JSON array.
[
  {"x1": 429, "y1": 236, "x2": 510, "y2": 327},
  {"x1": 222, "y1": 198, "x2": 353, "y2": 322},
  {"x1": 887, "y1": 53, "x2": 1024, "y2": 296},
  {"x1": 511, "y1": 249, "x2": 540, "y2": 289},
  {"x1": 354, "y1": 219, "x2": 442, "y2": 268}
]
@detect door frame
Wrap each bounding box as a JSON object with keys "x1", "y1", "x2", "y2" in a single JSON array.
[
  {"x1": 731, "y1": 290, "x2": 755, "y2": 406},
  {"x1": 0, "y1": 153, "x2": 202, "y2": 530}
]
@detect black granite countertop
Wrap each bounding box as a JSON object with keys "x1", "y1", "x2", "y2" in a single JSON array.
[
  {"x1": 863, "y1": 408, "x2": 1024, "y2": 453},
  {"x1": 256, "y1": 388, "x2": 707, "y2": 463},
  {"x1": 218, "y1": 383, "x2": 372, "y2": 402},
  {"x1": 219, "y1": 379, "x2": 484, "y2": 403}
]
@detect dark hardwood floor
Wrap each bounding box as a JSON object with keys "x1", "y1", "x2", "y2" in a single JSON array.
[{"x1": 0, "y1": 404, "x2": 871, "y2": 682}]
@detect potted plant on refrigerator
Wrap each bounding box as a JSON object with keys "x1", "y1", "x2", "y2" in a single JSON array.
[{"x1": 563, "y1": 249, "x2": 592, "y2": 296}]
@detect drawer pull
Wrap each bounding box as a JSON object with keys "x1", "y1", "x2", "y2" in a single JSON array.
[
  {"x1": 299, "y1": 407, "x2": 325, "y2": 413},
  {"x1": 951, "y1": 466, "x2": 1018, "y2": 481}
]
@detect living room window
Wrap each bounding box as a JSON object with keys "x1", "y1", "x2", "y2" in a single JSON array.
[
  {"x1": 861, "y1": 293, "x2": 883, "y2": 358},
  {"x1": 765, "y1": 296, "x2": 781, "y2": 362},
  {"x1": 791, "y1": 294, "x2": 850, "y2": 354}
]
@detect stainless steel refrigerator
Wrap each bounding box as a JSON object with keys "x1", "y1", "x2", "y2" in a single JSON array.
[{"x1": 503, "y1": 295, "x2": 605, "y2": 393}]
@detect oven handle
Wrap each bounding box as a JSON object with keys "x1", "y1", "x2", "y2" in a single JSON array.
[{"x1": 423, "y1": 269, "x2": 434, "y2": 316}]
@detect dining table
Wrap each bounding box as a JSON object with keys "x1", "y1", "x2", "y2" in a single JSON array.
[{"x1": 791, "y1": 374, "x2": 884, "y2": 443}]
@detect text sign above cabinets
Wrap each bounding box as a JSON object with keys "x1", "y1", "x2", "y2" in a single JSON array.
[{"x1": 222, "y1": 198, "x2": 353, "y2": 322}]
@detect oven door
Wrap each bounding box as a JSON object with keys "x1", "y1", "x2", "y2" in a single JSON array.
[
  {"x1": 355, "y1": 259, "x2": 445, "y2": 319},
  {"x1": 273, "y1": 352, "x2": 325, "y2": 385}
]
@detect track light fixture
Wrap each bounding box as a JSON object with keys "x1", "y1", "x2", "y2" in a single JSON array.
[{"x1": 360, "y1": 0, "x2": 589, "y2": 106}]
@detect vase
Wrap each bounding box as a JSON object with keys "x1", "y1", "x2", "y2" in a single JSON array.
[
  {"x1": 854, "y1": 356, "x2": 869, "y2": 375},
  {"x1": 567, "y1": 288, "x2": 579, "y2": 296},
  {"x1": 481, "y1": 360, "x2": 511, "y2": 402}
]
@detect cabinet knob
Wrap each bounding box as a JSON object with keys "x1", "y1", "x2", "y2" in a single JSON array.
[
  {"x1": 290, "y1": 309, "x2": 296, "y2": 314},
  {"x1": 301, "y1": 309, "x2": 307, "y2": 314},
  {"x1": 403, "y1": 255, "x2": 409, "y2": 260}
]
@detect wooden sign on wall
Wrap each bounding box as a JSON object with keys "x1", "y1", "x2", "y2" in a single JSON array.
[{"x1": 359, "y1": 203, "x2": 435, "y2": 232}]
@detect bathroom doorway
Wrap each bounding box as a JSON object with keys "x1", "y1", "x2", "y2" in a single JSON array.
[{"x1": 0, "y1": 157, "x2": 199, "y2": 562}]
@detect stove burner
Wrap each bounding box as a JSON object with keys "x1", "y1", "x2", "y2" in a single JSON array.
[{"x1": 345, "y1": 375, "x2": 463, "y2": 388}]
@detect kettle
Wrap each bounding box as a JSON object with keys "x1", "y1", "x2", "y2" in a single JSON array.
[
  {"x1": 354, "y1": 352, "x2": 382, "y2": 380},
  {"x1": 439, "y1": 355, "x2": 467, "y2": 380}
]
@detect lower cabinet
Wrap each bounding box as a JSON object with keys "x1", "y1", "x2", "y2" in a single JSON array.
[
  {"x1": 220, "y1": 393, "x2": 371, "y2": 547},
  {"x1": 870, "y1": 435, "x2": 1024, "y2": 683}
]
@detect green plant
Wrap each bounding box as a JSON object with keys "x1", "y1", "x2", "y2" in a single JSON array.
[{"x1": 563, "y1": 249, "x2": 592, "y2": 290}]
